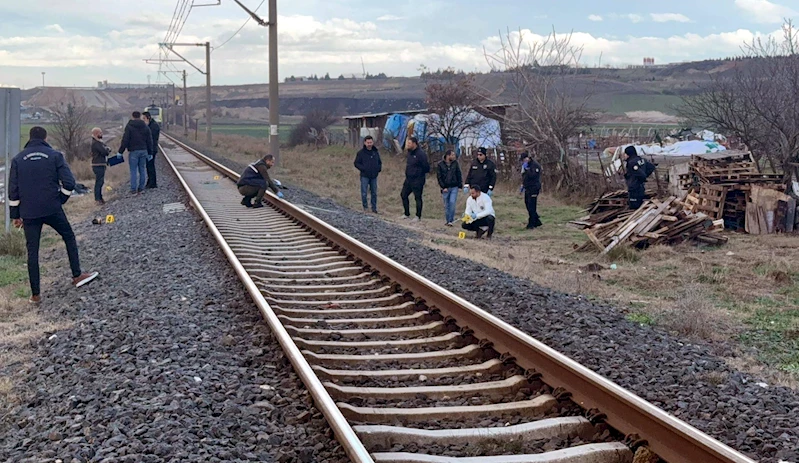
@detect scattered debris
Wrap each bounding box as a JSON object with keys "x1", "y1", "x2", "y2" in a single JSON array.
[{"x1": 576, "y1": 196, "x2": 727, "y2": 254}]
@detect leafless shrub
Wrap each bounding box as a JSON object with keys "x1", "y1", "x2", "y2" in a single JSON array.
[
  {"x1": 483, "y1": 28, "x2": 598, "y2": 196},
  {"x1": 661, "y1": 284, "x2": 729, "y2": 339},
  {"x1": 424, "y1": 74, "x2": 493, "y2": 153},
  {"x1": 50, "y1": 96, "x2": 91, "y2": 163},
  {"x1": 289, "y1": 109, "x2": 338, "y2": 148},
  {"x1": 680, "y1": 19, "x2": 799, "y2": 179}
]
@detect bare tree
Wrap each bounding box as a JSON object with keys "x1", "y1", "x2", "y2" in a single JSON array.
[
  {"x1": 483, "y1": 28, "x2": 597, "y2": 194},
  {"x1": 424, "y1": 73, "x2": 490, "y2": 152},
  {"x1": 680, "y1": 18, "x2": 799, "y2": 181},
  {"x1": 288, "y1": 109, "x2": 338, "y2": 149},
  {"x1": 50, "y1": 96, "x2": 91, "y2": 163}
]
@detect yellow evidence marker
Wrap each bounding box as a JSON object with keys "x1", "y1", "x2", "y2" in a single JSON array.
[
  {"x1": 105, "y1": 215, "x2": 115, "y2": 224},
  {"x1": 213, "y1": 175, "x2": 220, "y2": 180},
  {"x1": 458, "y1": 232, "x2": 466, "y2": 239}
]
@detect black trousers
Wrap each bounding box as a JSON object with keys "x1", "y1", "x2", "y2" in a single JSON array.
[
  {"x1": 92, "y1": 166, "x2": 106, "y2": 202},
  {"x1": 628, "y1": 186, "x2": 645, "y2": 210},
  {"x1": 23, "y1": 210, "x2": 82, "y2": 296},
  {"x1": 239, "y1": 185, "x2": 265, "y2": 204},
  {"x1": 146, "y1": 154, "x2": 157, "y2": 188},
  {"x1": 400, "y1": 180, "x2": 424, "y2": 218},
  {"x1": 524, "y1": 190, "x2": 542, "y2": 228},
  {"x1": 462, "y1": 215, "x2": 495, "y2": 236}
]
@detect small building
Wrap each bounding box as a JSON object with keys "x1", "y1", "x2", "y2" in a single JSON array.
[{"x1": 343, "y1": 103, "x2": 517, "y2": 149}]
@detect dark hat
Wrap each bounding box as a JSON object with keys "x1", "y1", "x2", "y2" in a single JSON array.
[
  {"x1": 624, "y1": 146, "x2": 637, "y2": 157},
  {"x1": 477, "y1": 147, "x2": 487, "y2": 155}
]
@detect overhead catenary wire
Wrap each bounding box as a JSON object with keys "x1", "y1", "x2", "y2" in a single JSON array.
[{"x1": 213, "y1": 0, "x2": 266, "y2": 52}]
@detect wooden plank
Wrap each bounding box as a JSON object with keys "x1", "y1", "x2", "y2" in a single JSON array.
[
  {"x1": 584, "y1": 229, "x2": 605, "y2": 252},
  {"x1": 787, "y1": 198, "x2": 796, "y2": 233}
]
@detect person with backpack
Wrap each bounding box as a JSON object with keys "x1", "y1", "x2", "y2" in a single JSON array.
[
  {"x1": 436, "y1": 149, "x2": 463, "y2": 226},
  {"x1": 353, "y1": 135, "x2": 382, "y2": 213},
  {"x1": 621, "y1": 145, "x2": 656, "y2": 210}
]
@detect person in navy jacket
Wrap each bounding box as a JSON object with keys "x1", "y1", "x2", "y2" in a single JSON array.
[{"x1": 8, "y1": 126, "x2": 99, "y2": 304}]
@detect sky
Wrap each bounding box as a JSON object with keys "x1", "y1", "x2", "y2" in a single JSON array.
[{"x1": 0, "y1": 0, "x2": 797, "y2": 89}]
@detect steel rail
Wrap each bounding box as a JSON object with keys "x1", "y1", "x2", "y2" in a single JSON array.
[
  {"x1": 161, "y1": 133, "x2": 756, "y2": 463},
  {"x1": 159, "y1": 139, "x2": 375, "y2": 463}
]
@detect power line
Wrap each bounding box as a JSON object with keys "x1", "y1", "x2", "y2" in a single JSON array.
[{"x1": 214, "y1": 0, "x2": 266, "y2": 52}]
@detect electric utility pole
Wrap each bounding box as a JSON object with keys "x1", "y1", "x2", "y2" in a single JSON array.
[
  {"x1": 159, "y1": 42, "x2": 212, "y2": 145},
  {"x1": 232, "y1": 0, "x2": 280, "y2": 164}
]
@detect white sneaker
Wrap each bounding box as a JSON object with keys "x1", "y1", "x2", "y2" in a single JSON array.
[
  {"x1": 412, "y1": 217, "x2": 421, "y2": 222},
  {"x1": 401, "y1": 215, "x2": 411, "y2": 220},
  {"x1": 73, "y1": 271, "x2": 99, "y2": 288}
]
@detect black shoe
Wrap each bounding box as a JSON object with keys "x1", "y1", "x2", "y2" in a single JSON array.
[
  {"x1": 252, "y1": 202, "x2": 264, "y2": 209},
  {"x1": 476, "y1": 228, "x2": 485, "y2": 239},
  {"x1": 241, "y1": 197, "x2": 253, "y2": 208}
]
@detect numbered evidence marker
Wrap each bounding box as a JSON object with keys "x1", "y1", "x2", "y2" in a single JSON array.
[
  {"x1": 105, "y1": 215, "x2": 115, "y2": 224},
  {"x1": 106, "y1": 186, "x2": 113, "y2": 191},
  {"x1": 213, "y1": 175, "x2": 220, "y2": 180},
  {"x1": 458, "y1": 232, "x2": 466, "y2": 239}
]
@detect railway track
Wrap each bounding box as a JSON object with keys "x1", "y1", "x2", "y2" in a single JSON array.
[{"x1": 160, "y1": 133, "x2": 757, "y2": 463}]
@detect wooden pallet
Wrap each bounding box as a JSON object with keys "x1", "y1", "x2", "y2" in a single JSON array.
[{"x1": 695, "y1": 185, "x2": 727, "y2": 219}]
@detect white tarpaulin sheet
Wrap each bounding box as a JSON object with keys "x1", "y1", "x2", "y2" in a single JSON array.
[{"x1": 641, "y1": 140, "x2": 727, "y2": 157}]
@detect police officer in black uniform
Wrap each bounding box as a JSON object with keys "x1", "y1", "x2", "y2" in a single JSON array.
[
  {"x1": 521, "y1": 152, "x2": 543, "y2": 229},
  {"x1": 464, "y1": 147, "x2": 497, "y2": 196},
  {"x1": 621, "y1": 145, "x2": 655, "y2": 210}
]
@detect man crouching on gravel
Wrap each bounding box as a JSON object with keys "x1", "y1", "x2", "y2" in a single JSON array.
[
  {"x1": 462, "y1": 185, "x2": 496, "y2": 239},
  {"x1": 8, "y1": 126, "x2": 100, "y2": 305},
  {"x1": 237, "y1": 154, "x2": 283, "y2": 208}
]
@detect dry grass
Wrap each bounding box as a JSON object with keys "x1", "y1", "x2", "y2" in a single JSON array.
[
  {"x1": 202, "y1": 135, "x2": 799, "y2": 384},
  {"x1": 0, "y1": 229, "x2": 25, "y2": 258}
]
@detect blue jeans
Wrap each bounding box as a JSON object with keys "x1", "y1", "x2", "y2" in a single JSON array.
[
  {"x1": 360, "y1": 176, "x2": 378, "y2": 211},
  {"x1": 129, "y1": 150, "x2": 148, "y2": 192},
  {"x1": 442, "y1": 187, "x2": 458, "y2": 223}
]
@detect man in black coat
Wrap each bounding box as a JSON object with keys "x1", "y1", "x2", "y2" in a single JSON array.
[
  {"x1": 521, "y1": 152, "x2": 543, "y2": 229},
  {"x1": 464, "y1": 147, "x2": 497, "y2": 196},
  {"x1": 8, "y1": 126, "x2": 99, "y2": 304},
  {"x1": 400, "y1": 136, "x2": 430, "y2": 221},
  {"x1": 118, "y1": 111, "x2": 153, "y2": 195},
  {"x1": 621, "y1": 146, "x2": 655, "y2": 210},
  {"x1": 143, "y1": 111, "x2": 160, "y2": 189},
  {"x1": 353, "y1": 135, "x2": 382, "y2": 213}
]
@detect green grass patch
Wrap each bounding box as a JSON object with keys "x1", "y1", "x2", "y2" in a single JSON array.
[
  {"x1": 739, "y1": 308, "x2": 799, "y2": 378},
  {"x1": 0, "y1": 255, "x2": 26, "y2": 287},
  {"x1": 626, "y1": 312, "x2": 655, "y2": 325}
]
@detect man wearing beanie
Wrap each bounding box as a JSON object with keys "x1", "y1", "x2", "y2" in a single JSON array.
[
  {"x1": 464, "y1": 147, "x2": 497, "y2": 196},
  {"x1": 621, "y1": 145, "x2": 655, "y2": 210}
]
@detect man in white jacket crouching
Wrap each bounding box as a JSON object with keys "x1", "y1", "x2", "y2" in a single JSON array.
[{"x1": 462, "y1": 185, "x2": 496, "y2": 239}]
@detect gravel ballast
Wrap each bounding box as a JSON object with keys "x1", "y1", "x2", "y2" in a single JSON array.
[
  {"x1": 0, "y1": 158, "x2": 349, "y2": 463},
  {"x1": 276, "y1": 184, "x2": 799, "y2": 462}
]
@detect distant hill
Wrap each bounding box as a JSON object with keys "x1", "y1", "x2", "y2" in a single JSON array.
[{"x1": 22, "y1": 58, "x2": 749, "y2": 124}]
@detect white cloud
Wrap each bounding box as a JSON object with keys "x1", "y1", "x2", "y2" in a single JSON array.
[
  {"x1": 588, "y1": 15, "x2": 603, "y2": 22},
  {"x1": 376, "y1": 14, "x2": 404, "y2": 21},
  {"x1": 650, "y1": 13, "x2": 691, "y2": 23},
  {"x1": 625, "y1": 14, "x2": 644, "y2": 23},
  {"x1": 734, "y1": 0, "x2": 798, "y2": 24},
  {"x1": 45, "y1": 24, "x2": 64, "y2": 33}
]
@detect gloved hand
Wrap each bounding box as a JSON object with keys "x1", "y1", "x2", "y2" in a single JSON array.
[
  {"x1": 470, "y1": 212, "x2": 478, "y2": 220},
  {"x1": 519, "y1": 185, "x2": 525, "y2": 193},
  {"x1": 277, "y1": 191, "x2": 284, "y2": 199},
  {"x1": 522, "y1": 162, "x2": 529, "y2": 171},
  {"x1": 116, "y1": 153, "x2": 123, "y2": 159},
  {"x1": 463, "y1": 185, "x2": 469, "y2": 194},
  {"x1": 487, "y1": 189, "x2": 494, "y2": 197},
  {"x1": 147, "y1": 155, "x2": 153, "y2": 162}
]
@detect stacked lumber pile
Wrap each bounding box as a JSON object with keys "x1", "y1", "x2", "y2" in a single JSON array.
[
  {"x1": 570, "y1": 189, "x2": 656, "y2": 228},
  {"x1": 577, "y1": 197, "x2": 727, "y2": 254},
  {"x1": 679, "y1": 151, "x2": 787, "y2": 231}
]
